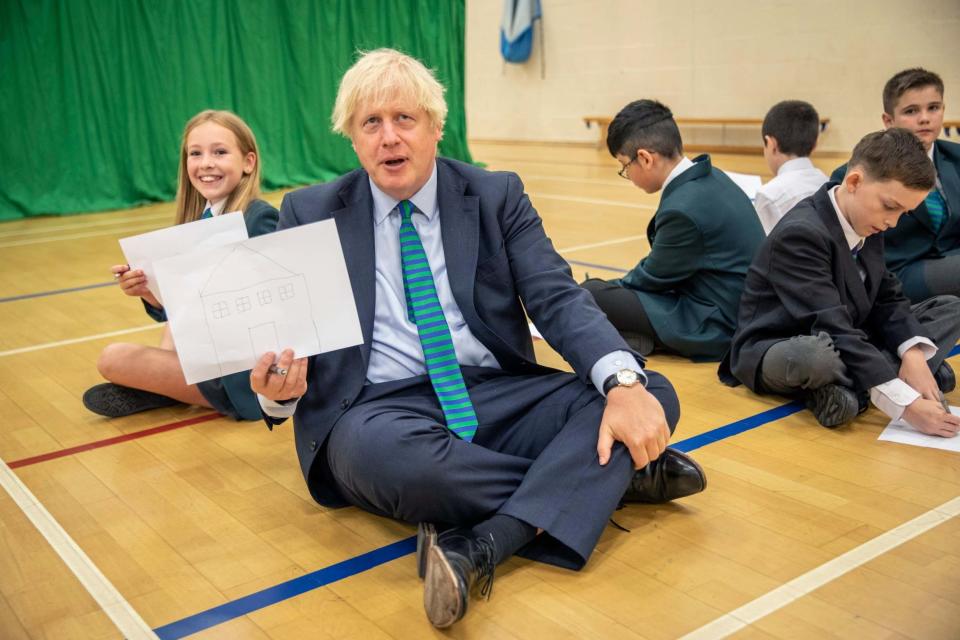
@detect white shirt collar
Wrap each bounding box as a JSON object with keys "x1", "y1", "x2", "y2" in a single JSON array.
[
  {"x1": 777, "y1": 156, "x2": 816, "y2": 176},
  {"x1": 371, "y1": 163, "x2": 439, "y2": 226},
  {"x1": 662, "y1": 156, "x2": 694, "y2": 191},
  {"x1": 827, "y1": 185, "x2": 865, "y2": 251},
  {"x1": 206, "y1": 199, "x2": 227, "y2": 216},
  {"x1": 928, "y1": 144, "x2": 935, "y2": 161}
]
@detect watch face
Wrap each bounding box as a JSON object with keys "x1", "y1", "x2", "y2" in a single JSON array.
[{"x1": 616, "y1": 369, "x2": 638, "y2": 386}]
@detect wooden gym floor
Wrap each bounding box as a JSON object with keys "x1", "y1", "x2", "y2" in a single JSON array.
[{"x1": 1, "y1": 141, "x2": 958, "y2": 639}]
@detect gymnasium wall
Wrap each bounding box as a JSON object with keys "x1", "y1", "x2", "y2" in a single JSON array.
[{"x1": 465, "y1": 0, "x2": 960, "y2": 154}]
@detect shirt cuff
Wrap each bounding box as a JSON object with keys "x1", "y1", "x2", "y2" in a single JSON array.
[
  {"x1": 870, "y1": 378, "x2": 920, "y2": 422},
  {"x1": 259, "y1": 394, "x2": 300, "y2": 418},
  {"x1": 897, "y1": 336, "x2": 936, "y2": 360},
  {"x1": 590, "y1": 351, "x2": 647, "y2": 396}
]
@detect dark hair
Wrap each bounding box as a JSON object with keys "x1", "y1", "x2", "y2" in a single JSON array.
[
  {"x1": 882, "y1": 68, "x2": 944, "y2": 115},
  {"x1": 606, "y1": 99, "x2": 682, "y2": 159},
  {"x1": 761, "y1": 100, "x2": 820, "y2": 157},
  {"x1": 848, "y1": 128, "x2": 935, "y2": 191}
]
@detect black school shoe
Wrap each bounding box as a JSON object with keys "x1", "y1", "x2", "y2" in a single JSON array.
[
  {"x1": 805, "y1": 383, "x2": 860, "y2": 428},
  {"x1": 621, "y1": 448, "x2": 707, "y2": 504},
  {"x1": 935, "y1": 361, "x2": 956, "y2": 394},
  {"x1": 83, "y1": 383, "x2": 180, "y2": 418},
  {"x1": 420, "y1": 525, "x2": 496, "y2": 629}
]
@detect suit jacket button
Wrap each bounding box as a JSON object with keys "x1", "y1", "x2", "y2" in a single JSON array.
[
  {"x1": 340, "y1": 398, "x2": 349, "y2": 409},
  {"x1": 309, "y1": 440, "x2": 317, "y2": 451}
]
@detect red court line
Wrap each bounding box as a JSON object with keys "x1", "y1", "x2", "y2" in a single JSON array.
[{"x1": 8, "y1": 412, "x2": 223, "y2": 469}]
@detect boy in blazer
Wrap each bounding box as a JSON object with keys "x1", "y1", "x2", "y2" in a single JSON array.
[
  {"x1": 724, "y1": 128, "x2": 960, "y2": 434},
  {"x1": 831, "y1": 68, "x2": 960, "y2": 302},
  {"x1": 582, "y1": 100, "x2": 765, "y2": 361}
]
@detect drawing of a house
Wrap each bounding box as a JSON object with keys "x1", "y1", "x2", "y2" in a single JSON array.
[{"x1": 200, "y1": 245, "x2": 321, "y2": 374}]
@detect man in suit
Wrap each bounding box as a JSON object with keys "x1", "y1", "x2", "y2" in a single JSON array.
[
  {"x1": 831, "y1": 68, "x2": 960, "y2": 302},
  {"x1": 582, "y1": 100, "x2": 765, "y2": 361},
  {"x1": 722, "y1": 128, "x2": 960, "y2": 434},
  {"x1": 249, "y1": 49, "x2": 705, "y2": 628}
]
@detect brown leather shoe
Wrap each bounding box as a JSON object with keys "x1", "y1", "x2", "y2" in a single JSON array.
[{"x1": 622, "y1": 448, "x2": 707, "y2": 504}]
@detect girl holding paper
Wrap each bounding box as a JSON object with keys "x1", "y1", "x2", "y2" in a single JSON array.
[{"x1": 84, "y1": 110, "x2": 278, "y2": 419}]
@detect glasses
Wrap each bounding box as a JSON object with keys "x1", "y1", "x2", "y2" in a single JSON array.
[{"x1": 617, "y1": 157, "x2": 637, "y2": 180}]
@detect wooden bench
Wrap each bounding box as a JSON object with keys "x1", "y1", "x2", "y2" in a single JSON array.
[{"x1": 582, "y1": 115, "x2": 831, "y2": 153}]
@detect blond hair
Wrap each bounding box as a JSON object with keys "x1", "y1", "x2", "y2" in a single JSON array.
[
  {"x1": 174, "y1": 110, "x2": 263, "y2": 224},
  {"x1": 331, "y1": 48, "x2": 447, "y2": 137}
]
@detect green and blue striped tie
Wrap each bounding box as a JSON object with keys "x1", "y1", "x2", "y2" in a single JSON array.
[
  {"x1": 925, "y1": 188, "x2": 946, "y2": 232},
  {"x1": 201, "y1": 207, "x2": 214, "y2": 219},
  {"x1": 398, "y1": 200, "x2": 479, "y2": 441}
]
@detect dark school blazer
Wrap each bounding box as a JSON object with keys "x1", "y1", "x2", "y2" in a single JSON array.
[
  {"x1": 614, "y1": 155, "x2": 765, "y2": 361},
  {"x1": 720, "y1": 184, "x2": 924, "y2": 392}
]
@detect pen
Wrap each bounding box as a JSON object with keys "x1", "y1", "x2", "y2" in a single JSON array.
[{"x1": 268, "y1": 364, "x2": 288, "y2": 376}]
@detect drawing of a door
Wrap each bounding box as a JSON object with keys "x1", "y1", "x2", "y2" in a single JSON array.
[{"x1": 249, "y1": 322, "x2": 280, "y2": 360}]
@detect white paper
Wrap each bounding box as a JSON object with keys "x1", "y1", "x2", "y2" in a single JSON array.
[
  {"x1": 723, "y1": 171, "x2": 763, "y2": 201},
  {"x1": 119, "y1": 212, "x2": 248, "y2": 304},
  {"x1": 879, "y1": 406, "x2": 960, "y2": 453},
  {"x1": 153, "y1": 219, "x2": 363, "y2": 384}
]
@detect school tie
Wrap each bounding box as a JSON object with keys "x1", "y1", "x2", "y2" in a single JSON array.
[
  {"x1": 398, "y1": 200, "x2": 480, "y2": 441},
  {"x1": 201, "y1": 207, "x2": 214, "y2": 219},
  {"x1": 851, "y1": 241, "x2": 866, "y2": 281},
  {"x1": 925, "y1": 189, "x2": 946, "y2": 232}
]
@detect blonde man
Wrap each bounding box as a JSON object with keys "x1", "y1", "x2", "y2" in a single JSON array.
[{"x1": 251, "y1": 49, "x2": 702, "y2": 628}]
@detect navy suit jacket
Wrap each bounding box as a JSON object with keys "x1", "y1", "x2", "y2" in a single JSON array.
[
  {"x1": 274, "y1": 157, "x2": 634, "y2": 506},
  {"x1": 721, "y1": 184, "x2": 924, "y2": 393}
]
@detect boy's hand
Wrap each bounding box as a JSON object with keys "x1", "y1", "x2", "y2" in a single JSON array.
[
  {"x1": 902, "y1": 397, "x2": 960, "y2": 437},
  {"x1": 899, "y1": 347, "x2": 940, "y2": 401}
]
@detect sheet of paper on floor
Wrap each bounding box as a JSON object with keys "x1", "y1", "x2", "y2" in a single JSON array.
[
  {"x1": 154, "y1": 219, "x2": 363, "y2": 384},
  {"x1": 879, "y1": 406, "x2": 960, "y2": 453}
]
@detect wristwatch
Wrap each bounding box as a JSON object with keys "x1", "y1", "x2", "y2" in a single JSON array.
[{"x1": 603, "y1": 369, "x2": 641, "y2": 395}]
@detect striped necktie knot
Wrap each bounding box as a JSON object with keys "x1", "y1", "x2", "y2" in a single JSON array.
[{"x1": 201, "y1": 207, "x2": 214, "y2": 219}]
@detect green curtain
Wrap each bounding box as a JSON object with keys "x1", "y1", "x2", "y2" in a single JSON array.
[{"x1": 0, "y1": 0, "x2": 471, "y2": 219}]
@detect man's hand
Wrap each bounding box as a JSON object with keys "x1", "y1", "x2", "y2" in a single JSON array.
[
  {"x1": 597, "y1": 384, "x2": 670, "y2": 469},
  {"x1": 902, "y1": 397, "x2": 960, "y2": 437},
  {"x1": 250, "y1": 349, "x2": 309, "y2": 402},
  {"x1": 899, "y1": 346, "x2": 940, "y2": 401}
]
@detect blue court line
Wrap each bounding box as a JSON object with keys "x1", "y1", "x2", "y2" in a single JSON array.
[
  {"x1": 0, "y1": 281, "x2": 115, "y2": 303},
  {"x1": 153, "y1": 536, "x2": 417, "y2": 640},
  {"x1": 566, "y1": 258, "x2": 628, "y2": 273},
  {"x1": 152, "y1": 344, "x2": 960, "y2": 637}
]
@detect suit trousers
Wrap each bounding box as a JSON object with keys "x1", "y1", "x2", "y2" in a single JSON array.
[
  {"x1": 897, "y1": 249, "x2": 960, "y2": 303},
  {"x1": 759, "y1": 295, "x2": 960, "y2": 395},
  {"x1": 323, "y1": 366, "x2": 680, "y2": 570}
]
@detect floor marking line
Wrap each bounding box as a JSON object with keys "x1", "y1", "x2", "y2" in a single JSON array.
[
  {"x1": 678, "y1": 496, "x2": 960, "y2": 640},
  {"x1": 566, "y1": 259, "x2": 629, "y2": 273},
  {"x1": 557, "y1": 234, "x2": 648, "y2": 255},
  {"x1": 0, "y1": 281, "x2": 116, "y2": 303},
  {"x1": 0, "y1": 324, "x2": 162, "y2": 357},
  {"x1": 152, "y1": 537, "x2": 417, "y2": 640},
  {"x1": 0, "y1": 457, "x2": 159, "y2": 639},
  {"x1": 0, "y1": 221, "x2": 166, "y2": 248},
  {"x1": 8, "y1": 413, "x2": 223, "y2": 469}
]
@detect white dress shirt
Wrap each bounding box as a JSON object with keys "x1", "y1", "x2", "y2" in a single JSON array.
[
  {"x1": 662, "y1": 156, "x2": 694, "y2": 191},
  {"x1": 261, "y1": 163, "x2": 642, "y2": 417},
  {"x1": 827, "y1": 186, "x2": 937, "y2": 421},
  {"x1": 755, "y1": 158, "x2": 828, "y2": 234}
]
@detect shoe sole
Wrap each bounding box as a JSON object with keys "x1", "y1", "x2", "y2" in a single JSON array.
[
  {"x1": 806, "y1": 387, "x2": 857, "y2": 428},
  {"x1": 423, "y1": 545, "x2": 465, "y2": 629},
  {"x1": 416, "y1": 522, "x2": 436, "y2": 580}
]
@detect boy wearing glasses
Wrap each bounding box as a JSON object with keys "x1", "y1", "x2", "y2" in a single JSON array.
[{"x1": 583, "y1": 99, "x2": 764, "y2": 360}]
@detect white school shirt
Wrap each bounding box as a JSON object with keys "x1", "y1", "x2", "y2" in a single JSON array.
[
  {"x1": 755, "y1": 158, "x2": 828, "y2": 234},
  {"x1": 827, "y1": 186, "x2": 936, "y2": 421},
  {"x1": 204, "y1": 199, "x2": 227, "y2": 216}
]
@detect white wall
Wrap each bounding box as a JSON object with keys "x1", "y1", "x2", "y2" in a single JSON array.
[{"x1": 465, "y1": 0, "x2": 960, "y2": 153}]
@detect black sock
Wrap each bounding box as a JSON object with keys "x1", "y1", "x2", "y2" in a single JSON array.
[{"x1": 471, "y1": 514, "x2": 537, "y2": 565}]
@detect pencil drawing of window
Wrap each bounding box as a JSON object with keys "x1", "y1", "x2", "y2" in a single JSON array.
[{"x1": 200, "y1": 245, "x2": 322, "y2": 376}]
